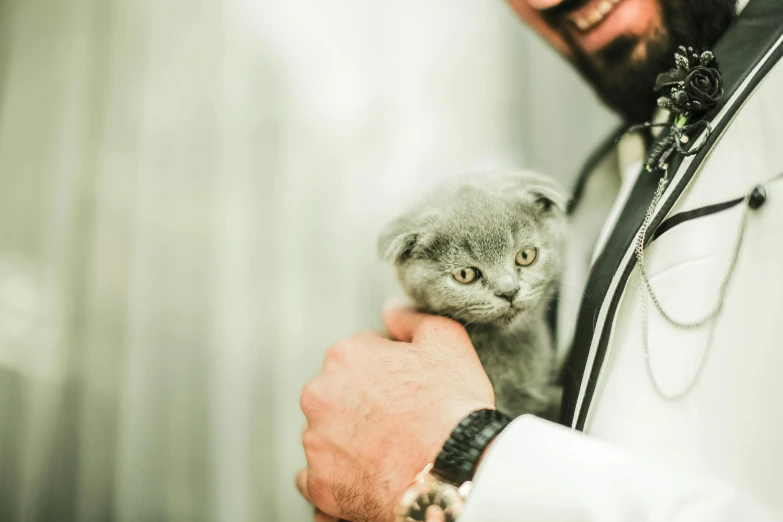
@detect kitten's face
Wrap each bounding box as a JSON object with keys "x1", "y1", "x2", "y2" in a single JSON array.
[{"x1": 379, "y1": 172, "x2": 566, "y2": 328}]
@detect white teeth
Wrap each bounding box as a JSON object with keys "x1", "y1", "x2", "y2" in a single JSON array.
[
  {"x1": 587, "y1": 9, "x2": 603, "y2": 25},
  {"x1": 571, "y1": 0, "x2": 623, "y2": 32}
]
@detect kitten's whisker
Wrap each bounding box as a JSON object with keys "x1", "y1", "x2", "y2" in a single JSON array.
[
  {"x1": 462, "y1": 309, "x2": 491, "y2": 330},
  {"x1": 447, "y1": 306, "x2": 474, "y2": 325},
  {"x1": 447, "y1": 307, "x2": 468, "y2": 321}
]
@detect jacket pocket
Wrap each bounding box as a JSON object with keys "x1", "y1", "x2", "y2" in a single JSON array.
[
  {"x1": 650, "y1": 196, "x2": 745, "y2": 243},
  {"x1": 643, "y1": 200, "x2": 746, "y2": 282}
]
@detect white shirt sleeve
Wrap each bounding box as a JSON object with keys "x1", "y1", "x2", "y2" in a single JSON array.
[{"x1": 459, "y1": 415, "x2": 780, "y2": 522}]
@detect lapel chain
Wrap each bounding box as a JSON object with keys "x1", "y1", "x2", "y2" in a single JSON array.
[
  {"x1": 635, "y1": 167, "x2": 750, "y2": 400},
  {"x1": 628, "y1": 46, "x2": 735, "y2": 400}
]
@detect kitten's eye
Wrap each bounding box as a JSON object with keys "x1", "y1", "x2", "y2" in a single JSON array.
[
  {"x1": 515, "y1": 248, "x2": 538, "y2": 267},
  {"x1": 452, "y1": 267, "x2": 480, "y2": 284}
]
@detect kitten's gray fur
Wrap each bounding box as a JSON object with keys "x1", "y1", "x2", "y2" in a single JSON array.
[{"x1": 378, "y1": 171, "x2": 567, "y2": 419}]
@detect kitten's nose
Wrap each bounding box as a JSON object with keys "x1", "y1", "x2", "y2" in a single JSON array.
[
  {"x1": 494, "y1": 275, "x2": 520, "y2": 303},
  {"x1": 496, "y1": 287, "x2": 520, "y2": 303}
]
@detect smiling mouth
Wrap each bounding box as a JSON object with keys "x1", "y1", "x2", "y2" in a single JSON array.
[{"x1": 569, "y1": 0, "x2": 625, "y2": 32}]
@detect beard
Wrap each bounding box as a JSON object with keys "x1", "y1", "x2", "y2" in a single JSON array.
[{"x1": 549, "y1": 0, "x2": 737, "y2": 122}]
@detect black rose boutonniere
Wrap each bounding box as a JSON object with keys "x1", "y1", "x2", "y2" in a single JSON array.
[
  {"x1": 655, "y1": 47, "x2": 724, "y2": 124},
  {"x1": 626, "y1": 46, "x2": 725, "y2": 172}
]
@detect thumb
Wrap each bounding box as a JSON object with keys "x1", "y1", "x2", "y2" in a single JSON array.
[
  {"x1": 382, "y1": 299, "x2": 429, "y2": 342},
  {"x1": 382, "y1": 298, "x2": 470, "y2": 346}
]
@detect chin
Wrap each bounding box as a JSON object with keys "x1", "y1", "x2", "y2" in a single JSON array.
[
  {"x1": 450, "y1": 310, "x2": 512, "y2": 328},
  {"x1": 495, "y1": 315, "x2": 521, "y2": 328},
  {"x1": 485, "y1": 308, "x2": 525, "y2": 328}
]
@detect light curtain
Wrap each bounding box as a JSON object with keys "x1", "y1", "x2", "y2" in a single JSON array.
[{"x1": 0, "y1": 0, "x2": 615, "y2": 520}]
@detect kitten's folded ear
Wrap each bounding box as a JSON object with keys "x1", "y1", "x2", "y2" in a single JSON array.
[
  {"x1": 378, "y1": 217, "x2": 422, "y2": 264},
  {"x1": 529, "y1": 183, "x2": 568, "y2": 214},
  {"x1": 521, "y1": 176, "x2": 569, "y2": 215}
]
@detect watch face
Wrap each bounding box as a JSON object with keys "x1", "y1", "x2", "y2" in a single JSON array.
[{"x1": 396, "y1": 480, "x2": 462, "y2": 522}]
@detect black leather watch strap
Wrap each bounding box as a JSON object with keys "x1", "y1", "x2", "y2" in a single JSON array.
[{"x1": 432, "y1": 408, "x2": 512, "y2": 486}]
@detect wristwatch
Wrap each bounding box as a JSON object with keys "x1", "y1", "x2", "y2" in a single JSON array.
[{"x1": 394, "y1": 409, "x2": 512, "y2": 522}]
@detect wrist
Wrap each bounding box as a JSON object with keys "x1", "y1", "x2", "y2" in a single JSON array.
[
  {"x1": 395, "y1": 408, "x2": 512, "y2": 522},
  {"x1": 432, "y1": 408, "x2": 512, "y2": 486}
]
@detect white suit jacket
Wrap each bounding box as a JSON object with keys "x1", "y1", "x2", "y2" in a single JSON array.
[{"x1": 462, "y1": 0, "x2": 783, "y2": 520}]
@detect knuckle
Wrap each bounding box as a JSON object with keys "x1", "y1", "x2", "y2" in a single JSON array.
[
  {"x1": 300, "y1": 382, "x2": 325, "y2": 415},
  {"x1": 301, "y1": 431, "x2": 321, "y2": 456},
  {"x1": 325, "y1": 339, "x2": 351, "y2": 364},
  {"x1": 307, "y1": 473, "x2": 329, "y2": 505}
]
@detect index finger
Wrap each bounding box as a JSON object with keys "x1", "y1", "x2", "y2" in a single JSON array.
[{"x1": 382, "y1": 299, "x2": 469, "y2": 346}]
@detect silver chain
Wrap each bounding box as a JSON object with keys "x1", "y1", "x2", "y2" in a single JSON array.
[{"x1": 635, "y1": 168, "x2": 749, "y2": 401}]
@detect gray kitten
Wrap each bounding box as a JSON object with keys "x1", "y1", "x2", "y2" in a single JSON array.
[{"x1": 378, "y1": 171, "x2": 567, "y2": 419}]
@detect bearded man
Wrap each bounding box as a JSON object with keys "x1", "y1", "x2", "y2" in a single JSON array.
[{"x1": 297, "y1": 0, "x2": 783, "y2": 520}]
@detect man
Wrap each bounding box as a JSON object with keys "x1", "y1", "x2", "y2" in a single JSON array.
[{"x1": 297, "y1": 0, "x2": 783, "y2": 520}]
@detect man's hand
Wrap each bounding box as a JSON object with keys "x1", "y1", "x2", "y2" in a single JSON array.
[{"x1": 297, "y1": 300, "x2": 495, "y2": 522}]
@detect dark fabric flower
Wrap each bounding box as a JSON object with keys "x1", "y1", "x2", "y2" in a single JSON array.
[
  {"x1": 684, "y1": 66, "x2": 722, "y2": 111},
  {"x1": 624, "y1": 46, "x2": 723, "y2": 172},
  {"x1": 654, "y1": 47, "x2": 723, "y2": 117}
]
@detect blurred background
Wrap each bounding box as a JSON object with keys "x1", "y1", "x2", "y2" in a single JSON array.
[{"x1": 0, "y1": 0, "x2": 616, "y2": 520}]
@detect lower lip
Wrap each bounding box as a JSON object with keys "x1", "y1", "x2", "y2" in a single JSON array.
[{"x1": 571, "y1": 0, "x2": 644, "y2": 53}]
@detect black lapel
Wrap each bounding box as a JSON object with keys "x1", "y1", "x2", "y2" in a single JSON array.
[
  {"x1": 560, "y1": 0, "x2": 783, "y2": 430},
  {"x1": 548, "y1": 124, "x2": 630, "y2": 352}
]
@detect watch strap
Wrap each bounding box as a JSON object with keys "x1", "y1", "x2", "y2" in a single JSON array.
[{"x1": 432, "y1": 408, "x2": 512, "y2": 486}]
